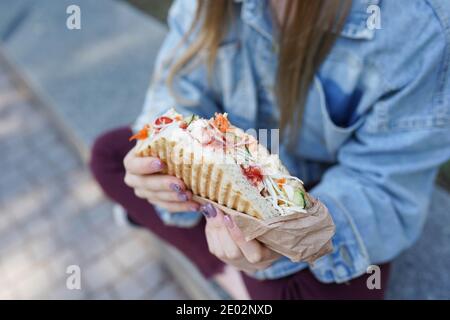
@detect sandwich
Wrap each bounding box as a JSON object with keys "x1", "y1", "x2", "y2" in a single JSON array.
[{"x1": 130, "y1": 108, "x2": 312, "y2": 220}]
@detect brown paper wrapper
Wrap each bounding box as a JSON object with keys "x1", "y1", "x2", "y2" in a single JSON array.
[{"x1": 193, "y1": 195, "x2": 335, "y2": 264}]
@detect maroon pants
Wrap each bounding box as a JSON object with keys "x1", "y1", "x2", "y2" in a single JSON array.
[{"x1": 89, "y1": 127, "x2": 390, "y2": 300}]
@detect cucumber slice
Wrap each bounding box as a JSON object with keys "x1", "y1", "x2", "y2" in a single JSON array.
[{"x1": 293, "y1": 189, "x2": 305, "y2": 208}]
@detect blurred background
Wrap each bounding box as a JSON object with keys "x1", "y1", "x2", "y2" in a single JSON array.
[{"x1": 0, "y1": 0, "x2": 449, "y2": 299}]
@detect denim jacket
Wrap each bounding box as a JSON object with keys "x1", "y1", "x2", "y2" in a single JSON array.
[{"x1": 134, "y1": 0, "x2": 450, "y2": 283}]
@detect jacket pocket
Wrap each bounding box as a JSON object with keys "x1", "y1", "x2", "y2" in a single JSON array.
[{"x1": 296, "y1": 77, "x2": 366, "y2": 161}]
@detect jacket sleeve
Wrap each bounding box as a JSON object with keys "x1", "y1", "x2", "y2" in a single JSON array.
[
  {"x1": 308, "y1": 66, "x2": 450, "y2": 283},
  {"x1": 133, "y1": 0, "x2": 222, "y2": 228}
]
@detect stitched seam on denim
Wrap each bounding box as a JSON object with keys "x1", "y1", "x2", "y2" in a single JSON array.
[
  {"x1": 319, "y1": 194, "x2": 371, "y2": 266},
  {"x1": 427, "y1": 0, "x2": 450, "y2": 110}
]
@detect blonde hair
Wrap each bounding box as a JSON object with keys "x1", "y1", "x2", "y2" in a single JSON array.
[{"x1": 168, "y1": 0, "x2": 351, "y2": 140}]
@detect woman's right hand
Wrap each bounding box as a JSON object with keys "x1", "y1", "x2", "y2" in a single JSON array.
[{"x1": 123, "y1": 147, "x2": 200, "y2": 213}]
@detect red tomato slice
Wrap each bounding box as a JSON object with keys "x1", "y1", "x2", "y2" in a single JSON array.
[
  {"x1": 155, "y1": 116, "x2": 173, "y2": 125},
  {"x1": 242, "y1": 165, "x2": 263, "y2": 186}
]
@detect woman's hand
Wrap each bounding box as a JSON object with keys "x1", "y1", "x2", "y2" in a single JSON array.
[
  {"x1": 202, "y1": 203, "x2": 280, "y2": 273},
  {"x1": 123, "y1": 147, "x2": 200, "y2": 213}
]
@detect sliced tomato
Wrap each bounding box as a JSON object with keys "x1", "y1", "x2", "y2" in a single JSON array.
[
  {"x1": 241, "y1": 165, "x2": 263, "y2": 186},
  {"x1": 155, "y1": 116, "x2": 173, "y2": 125},
  {"x1": 179, "y1": 122, "x2": 188, "y2": 129}
]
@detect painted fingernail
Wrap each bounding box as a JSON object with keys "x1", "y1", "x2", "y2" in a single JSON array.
[
  {"x1": 224, "y1": 215, "x2": 234, "y2": 228},
  {"x1": 200, "y1": 203, "x2": 216, "y2": 218},
  {"x1": 170, "y1": 183, "x2": 182, "y2": 192},
  {"x1": 178, "y1": 193, "x2": 188, "y2": 202},
  {"x1": 152, "y1": 160, "x2": 164, "y2": 170}
]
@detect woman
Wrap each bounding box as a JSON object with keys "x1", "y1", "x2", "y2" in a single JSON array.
[{"x1": 90, "y1": 0, "x2": 450, "y2": 299}]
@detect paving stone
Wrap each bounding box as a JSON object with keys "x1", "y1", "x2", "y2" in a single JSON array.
[
  {"x1": 0, "y1": 286, "x2": 15, "y2": 300},
  {"x1": 70, "y1": 177, "x2": 104, "y2": 207},
  {"x1": 0, "y1": 174, "x2": 30, "y2": 203},
  {"x1": 46, "y1": 285, "x2": 88, "y2": 300},
  {"x1": 14, "y1": 265, "x2": 53, "y2": 299},
  {"x1": 0, "y1": 227, "x2": 25, "y2": 256},
  {"x1": 134, "y1": 260, "x2": 167, "y2": 293},
  {"x1": 47, "y1": 193, "x2": 80, "y2": 221},
  {"x1": 113, "y1": 273, "x2": 149, "y2": 300},
  {"x1": 95, "y1": 216, "x2": 131, "y2": 245},
  {"x1": 112, "y1": 236, "x2": 152, "y2": 271},
  {"x1": 1, "y1": 248, "x2": 34, "y2": 281},
  {"x1": 83, "y1": 256, "x2": 123, "y2": 291},
  {"x1": 0, "y1": 204, "x2": 16, "y2": 233},
  {"x1": 84, "y1": 201, "x2": 114, "y2": 228},
  {"x1": 29, "y1": 233, "x2": 62, "y2": 262},
  {"x1": 54, "y1": 212, "x2": 92, "y2": 246},
  {"x1": 5, "y1": 186, "x2": 48, "y2": 224},
  {"x1": 89, "y1": 288, "x2": 116, "y2": 300},
  {"x1": 22, "y1": 213, "x2": 53, "y2": 239},
  {"x1": 47, "y1": 250, "x2": 83, "y2": 283},
  {"x1": 149, "y1": 281, "x2": 188, "y2": 300},
  {"x1": 76, "y1": 232, "x2": 109, "y2": 261}
]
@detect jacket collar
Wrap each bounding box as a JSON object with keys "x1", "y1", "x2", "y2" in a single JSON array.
[
  {"x1": 235, "y1": 0, "x2": 381, "y2": 42},
  {"x1": 237, "y1": 0, "x2": 274, "y2": 42}
]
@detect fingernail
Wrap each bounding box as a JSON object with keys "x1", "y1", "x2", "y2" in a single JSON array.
[
  {"x1": 177, "y1": 193, "x2": 188, "y2": 202},
  {"x1": 170, "y1": 183, "x2": 182, "y2": 192},
  {"x1": 152, "y1": 160, "x2": 164, "y2": 170},
  {"x1": 200, "y1": 203, "x2": 216, "y2": 218},
  {"x1": 223, "y1": 215, "x2": 234, "y2": 228}
]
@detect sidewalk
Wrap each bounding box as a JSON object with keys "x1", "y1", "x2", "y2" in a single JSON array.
[{"x1": 0, "y1": 60, "x2": 187, "y2": 299}]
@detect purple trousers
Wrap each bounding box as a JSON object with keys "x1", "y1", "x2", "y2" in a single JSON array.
[{"x1": 89, "y1": 127, "x2": 390, "y2": 299}]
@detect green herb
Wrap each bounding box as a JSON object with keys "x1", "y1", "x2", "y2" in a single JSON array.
[
  {"x1": 245, "y1": 144, "x2": 251, "y2": 156},
  {"x1": 184, "y1": 114, "x2": 199, "y2": 126}
]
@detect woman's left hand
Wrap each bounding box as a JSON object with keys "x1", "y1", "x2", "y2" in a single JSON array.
[{"x1": 201, "y1": 203, "x2": 281, "y2": 273}]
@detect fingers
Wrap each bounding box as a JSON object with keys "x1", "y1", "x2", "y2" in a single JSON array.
[
  {"x1": 203, "y1": 204, "x2": 242, "y2": 261},
  {"x1": 206, "y1": 227, "x2": 225, "y2": 258},
  {"x1": 124, "y1": 173, "x2": 186, "y2": 192},
  {"x1": 223, "y1": 215, "x2": 265, "y2": 264},
  {"x1": 123, "y1": 149, "x2": 165, "y2": 175}
]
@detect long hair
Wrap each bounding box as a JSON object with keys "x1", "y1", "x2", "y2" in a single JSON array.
[{"x1": 167, "y1": 0, "x2": 351, "y2": 139}]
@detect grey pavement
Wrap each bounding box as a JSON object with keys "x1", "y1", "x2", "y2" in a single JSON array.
[
  {"x1": 0, "y1": 62, "x2": 187, "y2": 299},
  {"x1": 0, "y1": 0, "x2": 167, "y2": 145}
]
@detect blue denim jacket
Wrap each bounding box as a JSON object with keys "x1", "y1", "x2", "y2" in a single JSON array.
[{"x1": 134, "y1": 0, "x2": 450, "y2": 283}]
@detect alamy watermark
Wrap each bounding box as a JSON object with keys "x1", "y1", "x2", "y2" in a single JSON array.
[
  {"x1": 66, "y1": 264, "x2": 81, "y2": 290},
  {"x1": 366, "y1": 4, "x2": 382, "y2": 30},
  {"x1": 366, "y1": 265, "x2": 381, "y2": 290},
  {"x1": 66, "y1": 5, "x2": 81, "y2": 30}
]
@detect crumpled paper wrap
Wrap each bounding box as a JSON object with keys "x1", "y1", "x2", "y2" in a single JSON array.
[{"x1": 193, "y1": 195, "x2": 335, "y2": 264}]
